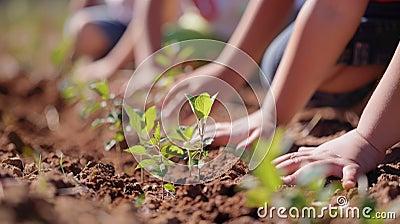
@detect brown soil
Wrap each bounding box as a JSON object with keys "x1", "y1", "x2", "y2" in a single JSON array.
[{"x1": 0, "y1": 74, "x2": 398, "y2": 224}]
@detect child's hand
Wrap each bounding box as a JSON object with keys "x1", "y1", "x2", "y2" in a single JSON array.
[
  {"x1": 75, "y1": 58, "x2": 117, "y2": 82},
  {"x1": 191, "y1": 111, "x2": 262, "y2": 147},
  {"x1": 273, "y1": 129, "x2": 386, "y2": 189}
]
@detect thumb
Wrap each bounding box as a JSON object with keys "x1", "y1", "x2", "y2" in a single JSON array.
[{"x1": 342, "y1": 165, "x2": 359, "y2": 189}]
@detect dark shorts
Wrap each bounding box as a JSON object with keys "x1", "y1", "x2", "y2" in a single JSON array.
[
  {"x1": 93, "y1": 20, "x2": 128, "y2": 58},
  {"x1": 260, "y1": 2, "x2": 400, "y2": 108}
]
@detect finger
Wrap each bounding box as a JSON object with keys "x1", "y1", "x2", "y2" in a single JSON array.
[
  {"x1": 298, "y1": 146, "x2": 316, "y2": 152},
  {"x1": 342, "y1": 165, "x2": 359, "y2": 189},
  {"x1": 272, "y1": 151, "x2": 312, "y2": 165},
  {"x1": 275, "y1": 155, "x2": 317, "y2": 175},
  {"x1": 237, "y1": 127, "x2": 261, "y2": 151},
  {"x1": 281, "y1": 160, "x2": 344, "y2": 185}
]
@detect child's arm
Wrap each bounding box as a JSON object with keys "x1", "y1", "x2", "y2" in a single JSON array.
[
  {"x1": 161, "y1": 0, "x2": 296, "y2": 118},
  {"x1": 357, "y1": 43, "x2": 400, "y2": 151},
  {"x1": 209, "y1": 0, "x2": 370, "y2": 148},
  {"x1": 274, "y1": 42, "x2": 400, "y2": 189},
  {"x1": 266, "y1": 0, "x2": 369, "y2": 125}
]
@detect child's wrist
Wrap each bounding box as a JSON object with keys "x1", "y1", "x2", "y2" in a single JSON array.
[
  {"x1": 355, "y1": 129, "x2": 386, "y2": 154},
  {"x1": 350, "y1": 129, "x2": 386, "y2": 168}
]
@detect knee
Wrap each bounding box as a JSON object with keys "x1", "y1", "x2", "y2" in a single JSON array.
[{"x1": 75, "y1": 22, "x2": 110, "y2": 59}]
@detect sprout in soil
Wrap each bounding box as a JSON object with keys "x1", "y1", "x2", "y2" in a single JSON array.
[
  {"x1": 185, "y1": 92, "x2": 217, "y2": 179},
  {"x1": 124, "y1": 105, "x2": 182, "y2": 199}
]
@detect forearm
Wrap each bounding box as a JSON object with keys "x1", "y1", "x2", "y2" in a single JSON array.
[
  {"x1": 104, "y1": 18, "x2": 136, "y2": 69},
  {"x1": 357, "y1": 42, "x2": 400, "y2": 151},
  {"x1": 269, "y1": 0, "x2": 369, "y2": 125},
  {"x1": 217, "y1": 0, "x2": 295, "y2": 88},
  {"x1": 133, "y1": 0, "x2": 163, "y2": 66}
]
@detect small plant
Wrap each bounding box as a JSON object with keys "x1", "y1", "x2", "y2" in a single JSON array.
[
  {"x1": 124, "y1": 105, "x2": 182, "y2": 198},
  {"x1": 135, "y1": 193, "x2": 146, "y2": 207},
  {"x1": 124, "y1": 105, "x2": 157, "y2": 182},
  {"x1": 59, "y1": 152, "x2": 65, "y2": 175},
  {"x1": 87, "y1": 81, "x2": 125, "y2": 152},
  {"x1": 163, "y1": 183, "x2": 176, "y2": 198},
  {"x1": 35, "y1": 153, "x2": 43, "y2": 175},
  {"x1": 185, "y1": 93, "x2": 217, "y2": 179}
]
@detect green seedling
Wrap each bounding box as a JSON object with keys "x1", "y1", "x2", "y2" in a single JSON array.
[
  {"x1": 127, "y1": 122, "x2": 177, "y2": 199},
  {"x1": 185, "y1": 92, "x2": 217, "y2": 179},
  {"x1": 135, "y1": 194, "x2": 146, "y2": 207},
  {"x1": 124, "y1": 105, "x2": 157, "y2": 182},
  {"x1": 59, "y1": 57, "x2": 95, "y2": 108},
  {"x1": 35, "y1": 153, "x2": 43, "y2": 175},
  {"x1": 51, "y1": 37, "x2": 72, "y2": 68},
  {"x1": 88, "y1": 81, "x2": 125, "y2": 152},
  {"x1": 124, "y1": 105, "x2": 184, "y2": 198},
  {"x1": 59, "y1": 152, "x2": 65, "y2": 175},
  {"x1": 163, "y1": 183, "x2": 176, "y2": 198}
]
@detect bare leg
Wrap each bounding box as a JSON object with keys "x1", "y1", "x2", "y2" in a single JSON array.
[
  {"x1": 74, "y1": 22, "x2": 111, "y2": 60},
  {"x1": 318, "y1": 64, "x2": 384, "y2": 93}
]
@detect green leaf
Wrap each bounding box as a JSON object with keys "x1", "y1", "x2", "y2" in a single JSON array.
[
  {"x1": 177, "y1": 46, "x2": 195, "y2": 61},
  {"x1": 60, "y1": 86, "x2": 77, "y2": 100},
  {"x1": 153, "y1": 164, "x2": 168, "y2": 177},
  {"x1": 144, "y1": 106, "x2": 156, "y2": 133},
  {"x1": 163, "y1": 183, "x2": 176, "y2": 193},
  {"x1": 124, "y1": 105, "x2": 144, "y2": 134},
  {"x1": 251, "y1": 127, "x2": 285, "y2": 193},
  {"x1": 148, "y1": 137, "x2": 157, "y2": 146},
  {"x1": 246, "y1": 188, "x2": 271, "y2": 207},
  {"x1": 155, "y1": 54, "x2": 170, "y2": 67},
  {"x1": 169, "y1": 126, "x2": 194, "y2": 141},
  {"x1": 109, "y1": 109, "x2": 121, "y2": 121},
  {"x1": 89, "y1": 81, "x2": 110, "y2": 100},
  {"x1": 136, "y1": 159, "x2": 157, "y2": 169},
  {"x1": 154, "y1": 122, "x2": 161, "y2": 142},
  {"x1": 91, "y1": 118, "x2": 114, "y2": 127},
  {"x1": 51, "y1": 38, "x2": 71, "y2": 66},
  {"x1": 104, "y1": 139, "x2": 116, "y2": 151},
  {"x1": 161, "y1": 145, "x2": 185, "y2": 158},
  {"x1": 82, "y1": 102, "x2": 102, "y2": 117},
  {"x1": 163, "y1": 158, "x2": 175, "y2": 166},
  {"x1": 194, "y1": 93, "x2": 214, "y2": 119},
  {"x1": 113, "y1": 99, "x2": 123, "y2": 106},
  {"x1": 114, "y1": 132, "x2": 125, "y2": 142},
  {"x1": 185, "y1": 93, "x2": 196, "y2": 111},
  {"x1": 135, "y1": 194, "x2": 146, "y2": 207},
  {"x1": 186, "y1": 93, "x2": 217, "y2": 120},
  {"x1": 125, "y1": 145, "x2": 147, "y2": 156}
]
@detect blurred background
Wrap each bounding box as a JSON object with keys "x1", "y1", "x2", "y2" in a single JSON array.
[{"x1": 0, "y1": 0, "x2": 69, "y2": 80}]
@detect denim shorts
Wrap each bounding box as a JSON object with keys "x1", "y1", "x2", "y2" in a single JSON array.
[
  {"x1": 260, "y1": 2, "x2": 400, "y2": 108},
  {"x1": 93, "y1": 20, "x2": 127, "y2": 58}
]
